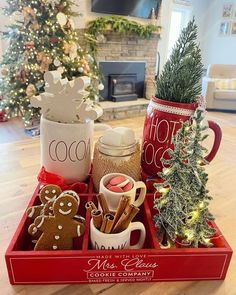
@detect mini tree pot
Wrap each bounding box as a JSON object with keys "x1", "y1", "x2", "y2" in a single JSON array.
[{"x1": 141, "y1": 97, "x2": 222, "y2": 178}]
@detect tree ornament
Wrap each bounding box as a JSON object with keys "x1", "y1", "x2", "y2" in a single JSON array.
[
  {"x1": 57, "y1": 66, "x2": 65, "y2": 74},
  {"x1": 37, "y1": 52, "x2": 53, "y2": 73},
  {"x1": 26, "y1": 84, "x2": 36, "y2": 97},
  {"x1": 56, "y1": 12, "x2": 67, "y2": 27},
  {"x1": 82, "y1": 62, "x2": 90, "y2": 74},
  {"x1": 22, "y1": 6, "x2": 39, "y2": 30},
  {"x1": 47, "y1": 0, "x2": 61, "y2": 8},
  {"x1": 8, "y1": 28, "x2": 19, "y2": 38},
  {"x1": 1, "y1": 67, "x2": 9, "y2": 76},
  {"x1": 30, "y1": 71, "x2": 103, "y2": 123},
  {"x1": 63, "y1": 42, "x2": 77, "y2": 60},
  {"x1": 98, "y1": 83, "x2": 104, "y2": 91},
  {"x1": 65, "y1": 18, "x2": 75, "y2": 30},
  {"x1": 25, "y1": 41, "x2": 35, "y2": 49},
  {"x1": 78, "y1": 67, "x2": 84, "y2": 73},
  {"x1": 15, "y1": 66, "x2": 28, "y2": 83},
  {"x1": 86, "y1": 54, "x2": 94, "y2": 62},
  {"x1": 56, "y1": 2, "x2": 65, "y2": 12},
  {"x1": 53, "y1": 59, "x2": 61, "y2": 67},
  {"x1": 49, "y1": 36, "x2": 59, "y2": 43}
]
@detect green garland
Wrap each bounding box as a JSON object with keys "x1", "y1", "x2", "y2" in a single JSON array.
[
  {"x1": 87, "y1": 16, "x2": 160, "y2": 38},
  {"x1": 86, "y1": 16, "x2": 161, "y2": 55}
]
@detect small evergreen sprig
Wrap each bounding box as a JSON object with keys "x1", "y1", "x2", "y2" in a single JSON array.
[
  {"x1": 154, "y1": 108, "x2": 216, "y2": 248},
  {"x1": 156, "y1": 19, "x2": 204, "y2": 103}
]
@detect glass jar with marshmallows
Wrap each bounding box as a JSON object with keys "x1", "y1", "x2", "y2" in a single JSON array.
[{"x1": 92, "y1": 127, "x2": 141, "y2": 192}]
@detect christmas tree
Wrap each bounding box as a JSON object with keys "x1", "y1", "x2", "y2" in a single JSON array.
[
  {"x1": 0, "y1": 0, "x2": 101, "y2": 125},
  {"x1": 156, "y1": 18, "x2": 203, "y2": 103},
  {"x1": 154, "y1": 108, "x2": 216, "y2": 248}
]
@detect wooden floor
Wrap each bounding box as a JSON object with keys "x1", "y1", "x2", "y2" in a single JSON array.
[{"x1": 0, "y1": 112, "x2": 236, "y2": 295}]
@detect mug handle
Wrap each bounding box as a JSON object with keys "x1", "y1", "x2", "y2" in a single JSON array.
[
  {"x1": 129, "y1": 222, "x2": 146, "y2": 249},
  {"x1": 133, "y1": 181, "x2": 146, "y2": 207},
  {"x1": 204, "y1": 120, "x2": 222, "y2": 163}
]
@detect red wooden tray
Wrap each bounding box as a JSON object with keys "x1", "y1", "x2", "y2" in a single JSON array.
[{"x1": 5, "y1": 180, "x2": 233, "y2": 285}]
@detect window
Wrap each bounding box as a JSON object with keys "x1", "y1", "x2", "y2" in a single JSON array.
[{"x1": 167, "y1": 4, "x2": 192, "y2": 56}]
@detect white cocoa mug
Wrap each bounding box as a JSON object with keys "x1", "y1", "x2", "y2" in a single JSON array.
[
  {"x1": 40, "y1": 116, "x2": 93, "y2": 183},
  {"x1": 99, "y1": 173, "x2": 146, "y2": 211},
  {"x1": 90, "y1": 219, "x2": 146, "y2": 250}
]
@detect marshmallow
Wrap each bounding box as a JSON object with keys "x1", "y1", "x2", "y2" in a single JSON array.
[
  {"x1": 100, "y1": 129, "x2": 123, "y2": 146},
  {"x1": 114, "y1": 127, "x2": 136, "y2": 146}
]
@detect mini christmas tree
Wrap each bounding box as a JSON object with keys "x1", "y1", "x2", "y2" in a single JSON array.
[
  {"x1": 156, "y1": 18, "x2": 203, "y2": 103},
  {"x1": 0, "y1": 0, "x2": 101, "y2": 125},
  {"x1": 154, "y1": 108, "x2": 216, "y2": 248}
]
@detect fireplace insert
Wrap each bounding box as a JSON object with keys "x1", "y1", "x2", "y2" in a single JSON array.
[
  {"x1": 108, "y1": 74, "x2": 138, "y2": 102},
  {"x1": 99, "y1": 61, "x2": 146, "y2": 101}
]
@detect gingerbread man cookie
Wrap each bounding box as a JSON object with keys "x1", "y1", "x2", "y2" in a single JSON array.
[
  {"x1": 59, "y1": 190, "x2": 80, "y2": 203},
  {"x1": 28, "y1": 223, "x2": 42, "y2": 242},
  {"x1": 60, "y1": 190, "x2": 85, "y2": 224},
  {"x1": 27, "y1": 184, "x2": 62, "y2": 219},
  {"x1": 28, "y1": 199, "x2": 55, "y2": 240},
  {"x1": 34, "y1": 194, "x2": 85, "y2": 250}
]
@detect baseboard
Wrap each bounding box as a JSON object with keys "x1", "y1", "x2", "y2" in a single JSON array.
[{"x1": 207, "y1": 108, "x2": 236, "y2": 113}]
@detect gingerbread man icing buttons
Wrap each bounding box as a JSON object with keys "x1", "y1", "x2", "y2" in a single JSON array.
[
  {"x1": 34, "y1": 194, "x2": 85, "y2": 250},
  {"x1": 27, "y1": 184, "x2": 62, "y2": 219}
]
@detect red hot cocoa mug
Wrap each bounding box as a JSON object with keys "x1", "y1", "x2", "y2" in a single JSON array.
[{"x1": 141, "y1": 97, "x2": 222, "y2": 178}]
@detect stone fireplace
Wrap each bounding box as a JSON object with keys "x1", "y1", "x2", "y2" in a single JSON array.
[
  {"x1": 96, "y1": 31, "x2": 159, "y2": 120},
  {"x1": 97, "y1": 31, "x2": 158, "y2": 100}
]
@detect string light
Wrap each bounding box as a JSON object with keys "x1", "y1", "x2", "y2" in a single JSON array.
[
  {"x1": 163, "y1": 168, "x2": 172, "y2": 175},
  {"x1": 184, "y1": 229, "x2": 194, "y2": 241},
  {"x1": 203, "y1": 238, "x2": 211, "y2": 244},
  {"x1": 159, "y1": 187, "x2": 170, "y2": 194},
  {"x1": 199, "y1": 202, "x2": 204, "y2": 209}
]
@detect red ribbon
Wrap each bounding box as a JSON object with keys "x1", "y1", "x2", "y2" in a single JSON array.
[{"x1": 37, "y1": 167, "x2": 88, "y2": 193}]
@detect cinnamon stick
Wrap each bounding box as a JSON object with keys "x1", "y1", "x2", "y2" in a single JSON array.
[
  {"x1": 100, "y1": 216, "x2": 107, "y2": 232},
  {"x1": 91, "y1": 209, "x2": 103, "y2": 229},
  {"x1": 120, "y1": 205, "x2": 140, "y2": 230},
  {"x1": 112, "y1": 204, "x2": 140, "y2": 233},
  {"x1": 96, "y1": 193, "x2": 109, "y2": 214},
  {"x1": 112, "y1": 196, "x2": 131, "y2": 230},
  {"x1": 104, "y1": 213, "x2": 115, "y2": 234},
  {"x1": 85, "y1": 201, "x2": 97, "y2": 213},
  {"x1": 100, "y1": 213, "x2": 114, "y2": 233}
]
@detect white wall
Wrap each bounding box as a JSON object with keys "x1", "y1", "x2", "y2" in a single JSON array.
[
  {"x1": 200, "y1": 0, "x2": 236, "y2": 66},
  {"x1": 191, "y1": 0, "x2": 211, "y2": 66},
  {"x1": 157, "y1": 0, "x2": 173, "y2": 72},
  {"x1": 157, "y1": 0, "x2": 236, "y2": 71}
]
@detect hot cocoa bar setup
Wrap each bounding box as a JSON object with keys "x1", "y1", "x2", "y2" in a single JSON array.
[{"x1": 5, "y1": 20, "x2": 232, "y2": 285}]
